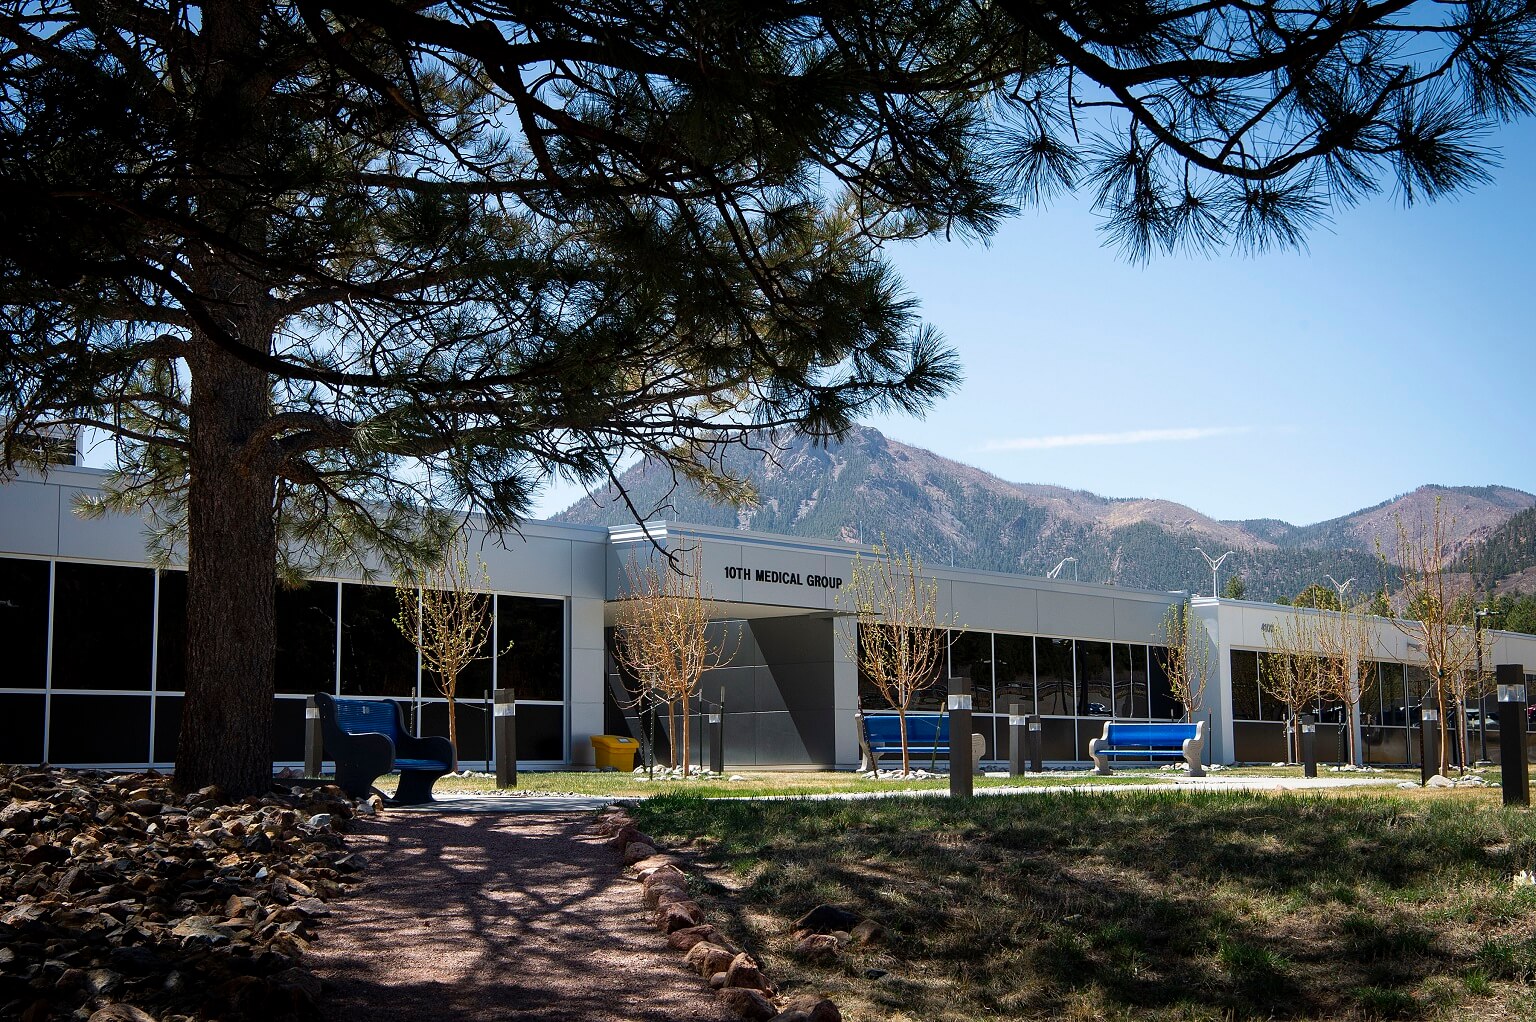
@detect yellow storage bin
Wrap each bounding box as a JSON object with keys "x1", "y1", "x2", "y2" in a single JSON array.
[{"x1": 590, "y1": 734, "x2": 640, "y2": 771}]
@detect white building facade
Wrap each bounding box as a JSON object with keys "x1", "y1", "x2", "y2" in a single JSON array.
[{"x1": 3, "y1": 467, "x2": 1534, "y2": 770}]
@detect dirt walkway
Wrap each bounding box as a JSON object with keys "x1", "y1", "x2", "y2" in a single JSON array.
[{"x1": 309, "y1": 812, "x2": 734, "y2": 1022}]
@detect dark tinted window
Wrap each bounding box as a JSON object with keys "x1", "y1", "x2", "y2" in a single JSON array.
[
  {"x1": 1149, "y1": 647, "x2": 1179, "y2": 720},
  {"x1": 1076, "y1": 641, "x2": 1112, "y2": 716},
  {"x1": 948, "y1": 630, "x2": 993, "y2": 712},
  {"x1": 496, "y1": 596, "x2": 564, "y2": 701},
  {"x1": 49, "y1": 695, "x2": 150, "y2": 763},
  {"x1": 276, "y1": 581, "x2": 338, "y2": 694},
  {"x1": 1036, "y1": 637, "x2": 1074, "y2": 715},
  {"x1": 156, "y1": 570, "x2": 186, "y2": 691},
  {"x1": 1230, "y1": 650, "x2": 1262, "y2": 720},
  {"x1": 0, "y1": 558, "x2": 49, "y2": 689},
  {"x1": 0, "y1": 694, "x2": 44, "y2": 762},
  {"x1": 52, "y1": 563, "x2": 153, "y2": 690},
  {"x1": 993, "y1": 634, "x2": 1034, "y2": 716},
  {"x1": 340, "y1": 583, "x2": 417, "y2": 698}
]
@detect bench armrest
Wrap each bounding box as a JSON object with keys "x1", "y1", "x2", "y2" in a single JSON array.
[
  {"x1": 397, "y1": 731, "x2": 456, "y2": 771},
  {"x1": 331, "y1": 729, "x2": 396, "y2": 778}
]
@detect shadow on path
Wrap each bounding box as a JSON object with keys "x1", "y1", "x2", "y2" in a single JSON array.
[{"x1": 309, "y1": 813, "x2": 731, "y2": 1022}]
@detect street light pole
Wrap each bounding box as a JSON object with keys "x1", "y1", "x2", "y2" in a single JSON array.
[
  {"x1": 1323, "y1": 574, "x2": 1356, "y2": 607},
  {"x1": 1193, "y1": 547, "x2": 1234, "y2": 599},
  {"x1": 1047, "y1": 556, "x2": 1078, "y2": 581}
]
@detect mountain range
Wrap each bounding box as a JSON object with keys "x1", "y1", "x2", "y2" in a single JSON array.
[{"x1": 553, "y1": 426, "x2": 1536, "y2": 601}]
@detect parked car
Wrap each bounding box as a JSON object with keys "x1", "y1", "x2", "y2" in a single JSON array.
[{"x1": 1463, "y1": 708, "x2": 1499, "y2": 728}]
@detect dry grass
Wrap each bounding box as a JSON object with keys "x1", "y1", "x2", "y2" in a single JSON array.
[{"x1": 634, "y1": 789, "x2": 1536, "y2": 1021}]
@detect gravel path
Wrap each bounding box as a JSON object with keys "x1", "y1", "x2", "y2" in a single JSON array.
[{"x1": 309, "y1": 812, "x2": 734, "y2": 1022}]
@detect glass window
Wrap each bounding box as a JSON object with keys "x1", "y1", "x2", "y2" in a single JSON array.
[
  {"x1": 993, "y1": 634, "x2": 1035, "y2": 716},
  {"x1": 49, "y1": 694, "x2": 150, "y2": 763},
  {"x1": 276, "y1": 581, "x2": 339, "y2": 694},
  {"x1": 0, "y1": 694, "x2": 44, "y2": 763},
  {"x1": 1113, "y1": 643, "x2": 1149, "y2": 719},
  {"x1": 52, "y1": 562, "x2": 153, "y2": 690},
  {"x1": 1405, "y1": 665, "x2": 1432, "y2": 722},
  {"x1": 1230, "y1": 650, "x2": 1262, "y2": 720},
  {"x1": 1149, "y1": 647, "x2": 1179, "y2": 720},
  {"x1": 1036, "y1": 637, "x2": 1074, "y2": 715},
  {"x1": 0, "y1": 558, "x2": 49, "y2": 689},
  {"x1": 516, "y1": 704, "x2": 566, "y2": 760},
  {"x1": 1378, "y1": 661, "x2": 1406, "y2": 726},
  {"x1": 155, "y1": 570, "x2": 186, "y2": 691},
  {"x1": 497, "y1": 596, "x2": 564, "y2": 702},
  {"x1": 1256, "y1": 652, "x2": 1289, "y2": 721},
  {"x1": 340, "y1": 583, "x2": 418, "y2": 698},
  {"x1": 948, "y1": 630, "x2": 993, "y2": 713},
  {"x1": 1076, "y1": 641, "x2": 1112, "y2": 717}
]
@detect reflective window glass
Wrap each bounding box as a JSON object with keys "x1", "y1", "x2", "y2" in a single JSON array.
[
  {"x1": 497, "y1": 596, "x2": 564, "y2": 701},
  {"x1": 1230, "y1": 650, "x2": 1262, "y2": 720},
  {"x1": 993, "y1": 634, "x2": 1035, "y2": 716},
  {"x1": 948, "y1": 630, "x2": 993, "y2": 713},
  {"x1": 1036, "y1": 637, "x2": 1074, "y2": 715},
  {"x1": 340, "y1": 583, "x2": 418, "y2": 698},
  {"x1": 155, "y1": 571, "x2": 186, "y2": 691},
  {"x1": 276, "y1": 581, "x2": 338, "y2": 694},
  {"x1": 1076, "y1": 641, "x2": 1112, "y2": 717},
  {"x1": 52, "y1": 562, "x2": 153, "y2": 690},
  {"x1": 0, "y1": 558, "x2": 49, "y2": 689},
  {"x1": 1149, "y1": 647, "x2": 1179, "y2": 720}
]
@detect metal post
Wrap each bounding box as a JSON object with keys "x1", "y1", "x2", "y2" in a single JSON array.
[
  {"x1": 1476, "y1": 611, "x2": 1488, "y2": 764},
  {"x1": 304, "y1": 696, "x2": 322, "y2": 778},
  {"x1": 1497, "y1": 664, "x2": 1529, "y2": 807},
  {"x1": 1028, "y1": 714, "x2": 1044, "y2": 773},
  {"x1": 1008, "y1": 701, "x2": 1027, "y2": 777},
  {"x1": 1419, "y1": 706, "x2": 1439, "y2": 786},
  {"x1": 709, "y1": 706, "x2": 724, "y2": 776},
  {"x1": 494, "y1": 687, "x2": 517, "y2": 788},
  {"x1": 1300, "y1": 712, "x2": 1317, "y2": 778},
  {"x1": 949, "y1": 675, "x2": 973, "y2": 798}
]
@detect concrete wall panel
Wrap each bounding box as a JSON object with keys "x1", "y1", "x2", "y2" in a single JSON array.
[
  {"x1": 0, "y1": 478, "x2": 61, "y2": 557},
  {"x1": 1037, "y1": 590, "x2": 1116, "y2": 639}
]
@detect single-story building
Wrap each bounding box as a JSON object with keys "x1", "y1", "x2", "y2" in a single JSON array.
[{"x1": 3, "y1": 465, "x2": 1534, "y2": 770}]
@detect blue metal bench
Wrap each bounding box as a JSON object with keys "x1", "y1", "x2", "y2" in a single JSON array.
[
  {"x1": 314, "y1": 692, "x2": 456, "y2": 804},
  {"x1": 1087, "y1": 720, "x2": 1205, "y2": 777},
  {"x1": 857, "y1": 712, "x2": 983, "y2": 771}
]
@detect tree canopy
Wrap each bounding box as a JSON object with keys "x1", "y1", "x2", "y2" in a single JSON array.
[{"x1": 3, "y1": 0, "x2": 1533, "y2": 793}]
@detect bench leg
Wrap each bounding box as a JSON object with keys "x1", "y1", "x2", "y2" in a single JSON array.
[
  {"x1": 1184, "y1": 739, "x2": 1206, "y2": 778},
  {"x1": 392, "y1": 768, "x2": 447, "y2": 805},
  {"x1": 1087, "y1": 740, "x2": 1113, "y2": 776},
  {"x1": 335, "y1": 762, "x2": 383, "y2": 800}
]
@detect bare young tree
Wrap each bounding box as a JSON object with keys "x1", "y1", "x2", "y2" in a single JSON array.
[
  {"x1": 394, "y1": 542, "x2": 499, "y2": 758},
  {"x1": 1386, "y1": 499, "x2": 1487, "y2": 775},
  {"x1": 1261, "y1": 611, "x2": 1328, "y2": 764},
  {"x1": 1311, "y1": 600, "x2": 1376, "y2": 766},
  {"x1": 611, "y1": 547, "x2": 736, "y2": 775},
  {"x1": 1158, "y1": 602, "x2": 1212, "y2": 721},
  {"x1": 840, "y1": 538, "x2": 960, "y2": 775}
]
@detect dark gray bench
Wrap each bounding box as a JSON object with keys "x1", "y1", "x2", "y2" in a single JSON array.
[
  {"x1": 314, "y1": 692, "x2": 456, "y2": 804},
  {"x1": 1087, "y1": 720, "x2": 1205, "y2": 777}
]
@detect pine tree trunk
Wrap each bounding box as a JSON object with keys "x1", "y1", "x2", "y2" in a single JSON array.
[
  {"x1": 175, "y1": 330, "x2": 276, "y2": 796},
  {"x1": 172, "y1": 0, "x2": 278, "y2": 798}
]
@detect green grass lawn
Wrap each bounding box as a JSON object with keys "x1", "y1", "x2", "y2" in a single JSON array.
[
  {"x1": 414, "y1": 768, "x2": 1168, "y2": 799},
  {"x1": 631, "y1": 790, "x2": 1536, "y2": 1021}
]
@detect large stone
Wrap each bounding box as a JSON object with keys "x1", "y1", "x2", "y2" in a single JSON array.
[
  {"x1": 685, "y1": 941, "x2": 736, "y2": 977},
  {"x1": 793, "y1": 934, "x2": 839, "y2": 962},
  {"x1": 725, "y1": 952, "x2": 772, "y2": 994},
  {"x1": 622, "y1": 841, "x2": 659, "y2": 865},
  {"x1": 850, "y1": 919, "x2": 884, "y2": 945},
  {"x1": 666, "y1": 924, "x2": 738, "y2": 954},
  {"x1": 794, "y1": 905, "x2": 861, "y2": 934},
  {"x1": 769, "y1": 995, "x2": 842, "y2": 1022},
  {"x1": 608, "y1": 826, "x2": 656, "y2": 851},
  {"x1": 87, "y1": 1007, "x2": 158, "y2": 1022},
  {"x1": 654, "y1": 900, "x2": 707, "y2": 933},
  {"x1": 642, "y1": 876, "x2": 690, "y2": 908},
  {"x1": 716, "y1": 988, "x2": 777, "y2": 1021}
]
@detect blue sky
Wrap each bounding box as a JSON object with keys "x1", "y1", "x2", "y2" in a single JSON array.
[{"x1": 538, "y1": 119, "x2": 1536, "y2": 527}]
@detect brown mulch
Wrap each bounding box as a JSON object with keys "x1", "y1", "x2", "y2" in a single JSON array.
[{"x1": 308, "y1": 812, "x2": 735, "y2": 1022}]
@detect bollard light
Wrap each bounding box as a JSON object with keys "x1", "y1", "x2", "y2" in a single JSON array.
[
  {"x1": 1420, "y1": 707, "x2": 1439, "y2": 787},
  {"x1": 1300, "y1": 713, "x2": 1317, "y2": 779},
  {"x1": 948, "y1": 677, "x2": 973, "y2": 798},
  {"x1": 1028, "y1": 715, "x2": 1044, "y2": 773},
  {"x1": 494, "y1": 687, "x2": 517, "y2": 788},
  {"x1": 1497, "y1": 665, "x2": 1530, "y2": 807},
  {"x1": 1008, "y1": 702, "x2": 1027, "y2": 778},
  {"x1": 304, "y1": 696, "x2": 323, "y2": 778}
]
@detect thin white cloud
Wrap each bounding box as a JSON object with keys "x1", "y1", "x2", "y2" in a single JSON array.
[{"x1": 981, "y1": 426, "x2": 1252, "y2": 452}]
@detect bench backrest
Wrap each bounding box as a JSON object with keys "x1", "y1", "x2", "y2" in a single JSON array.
[
  {"x1": 1103, "y1": 722, "x2": 1198, "y2": 746},
  {"x1": 862, "y1": 712, "x2": 950, "y2": 746},
  {"x1": 329, "y1": 697, "x2": 399, "y2": 743}
]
